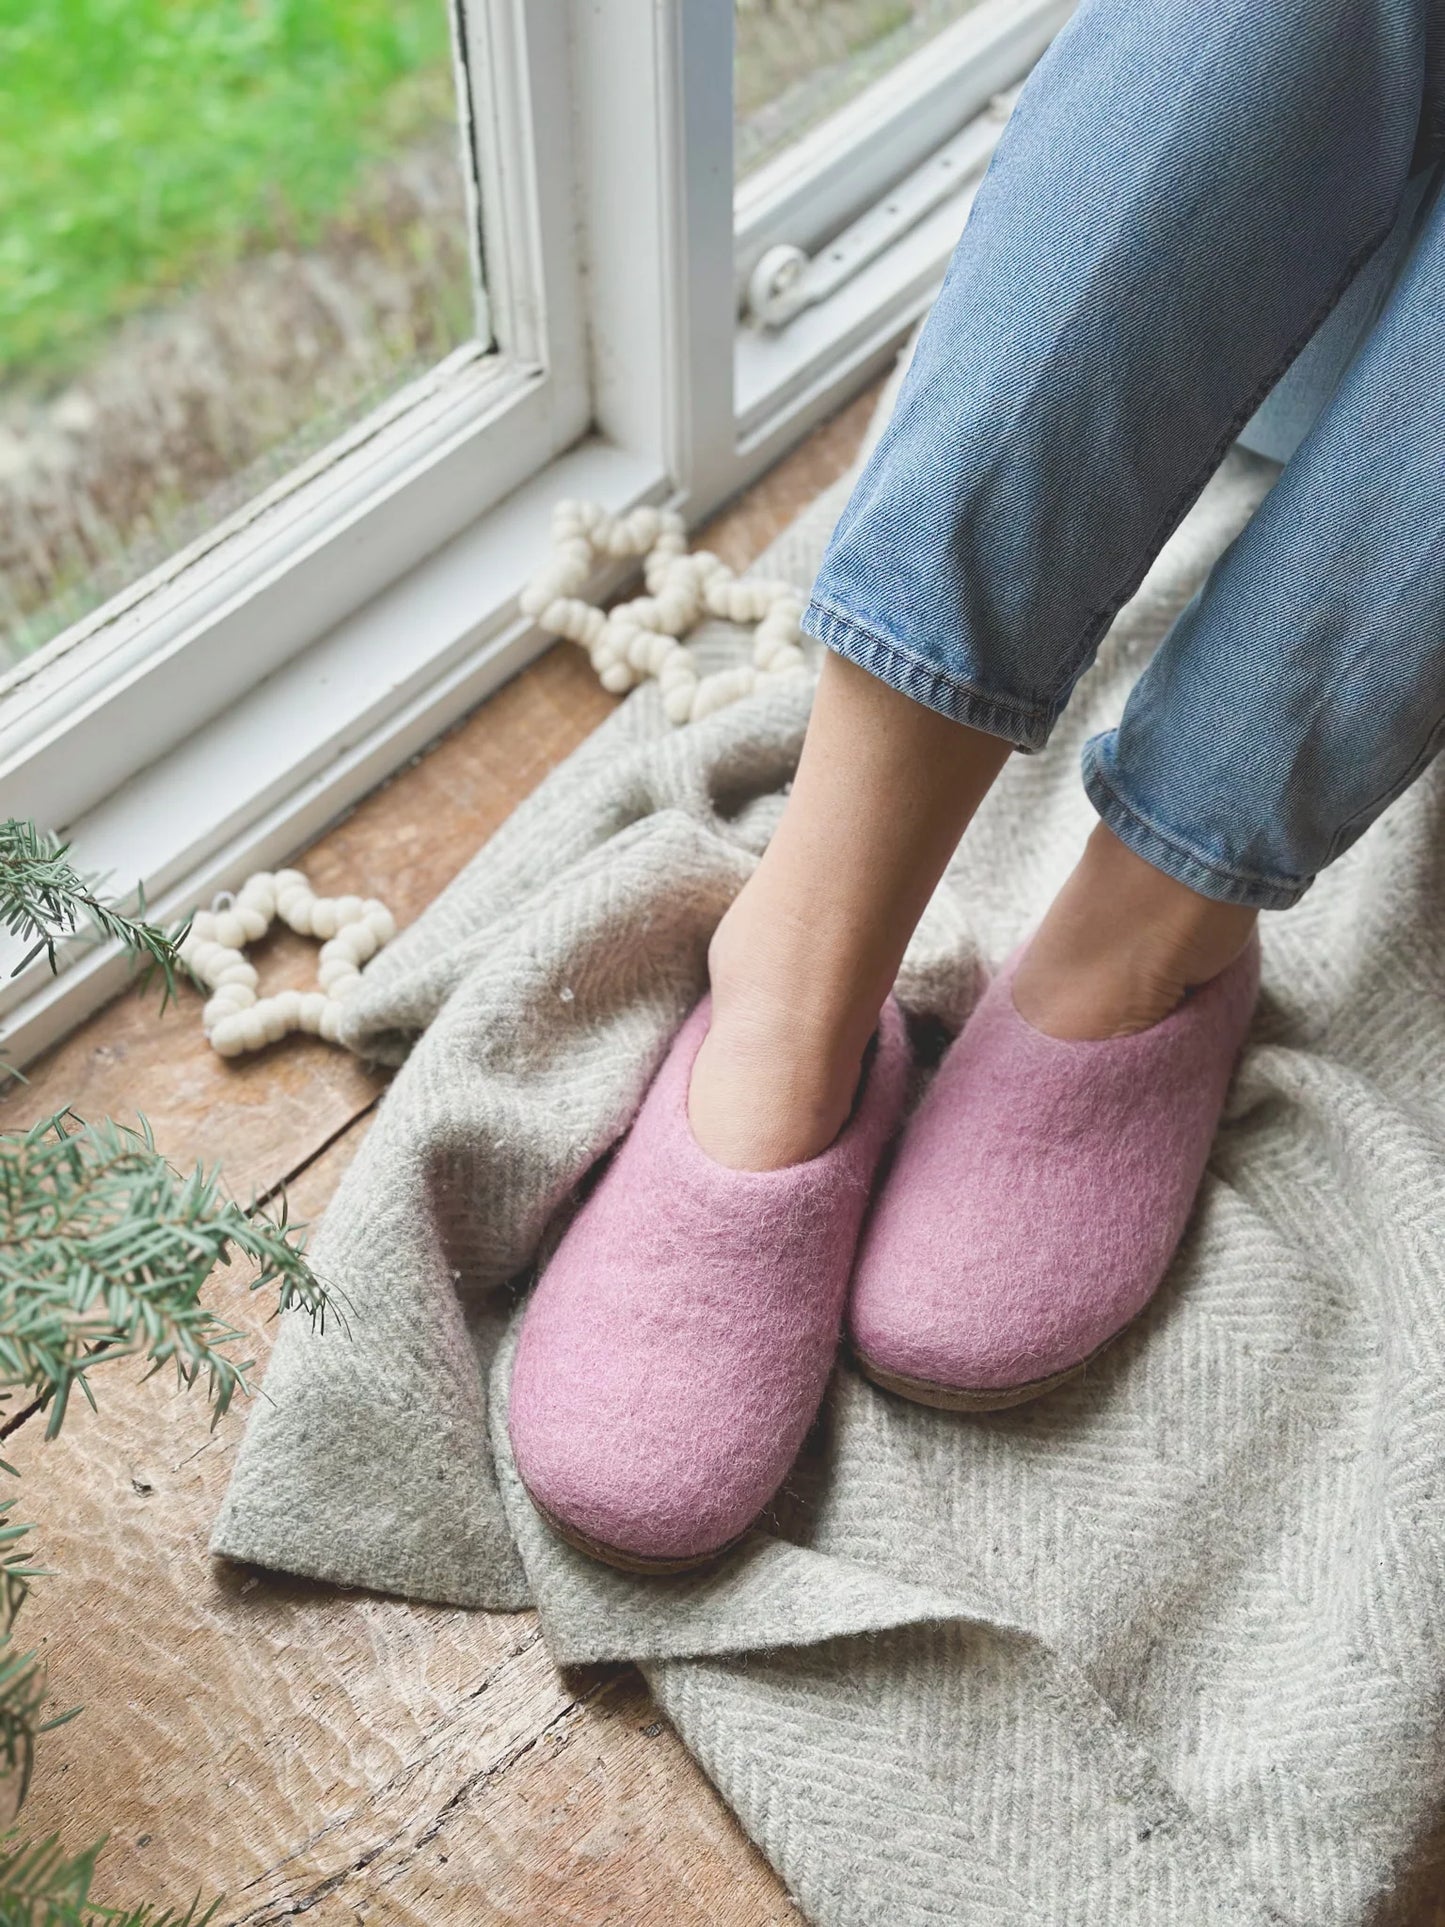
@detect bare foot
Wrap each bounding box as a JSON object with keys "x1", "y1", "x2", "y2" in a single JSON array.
[{"x1": 1012, "y1": 824, "x2": 1258, "y2": 1040}]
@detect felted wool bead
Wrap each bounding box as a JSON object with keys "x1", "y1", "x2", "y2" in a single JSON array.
[
  {"x1": 187, "y1": 939, "x2": 227, "y2": 978},
  {"x1": 692, "y1": 670, "x2": 751, "y2": 720},
  {"x1": 203, "y1": 990, "x2": 248, "y2": 1027},
  {"x1": 212, "y1": 909, "x2": 248, "y2": 949},
  {"x1": 239, "y1": 873, "x2": 277, "y2": 920},
  {"x1": 325, "y1": 927, "x2": 360, "y2": 966},
  {"x1": 273, "y1": 872, "x2": 313, "y2": 929},
  {"x1": 519, "y1": 499, "x2": 806, "y2": 726},
  {"x1": 187, "y1": 867, "x2": 395, "y2": 1058},
  {"x1": 208, "y1": 979, "x2": 254, "y2": 1010},
  {"x1": 214, "y1": 959, "x2": 258, "y2": 989},
  {"x1": 237, "y1": 1008, "x2": 270, "y2": 1052}
]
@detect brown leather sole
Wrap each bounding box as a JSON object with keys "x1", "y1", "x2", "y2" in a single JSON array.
[
  {"x1": 851, "y1": 1322, "x2": 1129, "y2": 1413},
  {"x1": 525, "y1": 1484, "x2": 747, "y2": 1576}
]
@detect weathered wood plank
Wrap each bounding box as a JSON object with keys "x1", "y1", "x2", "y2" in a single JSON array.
[
  {"x1": 266, "y1": 1669, "x2": 796, "y2": 1927},
  {"x1": 0, "y1": 645, "x2": 616, "y2": 1201},
  {"x1": 11, "y1": 1125, "x2": 794, "y2": 1924}
]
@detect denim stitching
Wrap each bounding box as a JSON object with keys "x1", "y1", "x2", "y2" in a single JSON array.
[
  {"x1": 1082, "y1": 743, "x2": 1311, "y2": 907},
  {"x1": 802, "y1": 600, "x2": 1060, "y2": 748}
]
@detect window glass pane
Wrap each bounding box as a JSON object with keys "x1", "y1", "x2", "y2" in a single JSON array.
[
  {"x1": 735, "y1": 0, "x2": 993, "y2": 180},
  {"x1": 1, "y1": 0, "x2": 479, "y2": 668}
]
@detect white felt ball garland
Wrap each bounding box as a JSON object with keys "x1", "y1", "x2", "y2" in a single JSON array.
[
  {"x1": 519, "y1": 500, "x2": 809, "y2": 724},
  {"x1": 179, "y1": 869, "x2": 396, "y2": 1059}
]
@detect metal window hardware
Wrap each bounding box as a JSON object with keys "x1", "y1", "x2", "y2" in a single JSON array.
[{"x1": 743, "y1": 88, "x2": 1019, "y2": 331}]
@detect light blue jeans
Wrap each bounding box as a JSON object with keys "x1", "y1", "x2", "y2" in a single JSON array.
[{"x1": 804, "y1": 0, "x2": 1445, "y2": 908}]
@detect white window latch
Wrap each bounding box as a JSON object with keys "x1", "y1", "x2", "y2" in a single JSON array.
[{"x1": 743, "y1": 89, "x2": 1018, "y2": 331}]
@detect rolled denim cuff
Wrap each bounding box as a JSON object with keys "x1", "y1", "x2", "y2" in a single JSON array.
[
  {"x1": 1081, "y1": 735, "x2": 1310, "y2": 910},
  {"x1": 802, "y1": 599, "x2": 1060, "y2": 752}
]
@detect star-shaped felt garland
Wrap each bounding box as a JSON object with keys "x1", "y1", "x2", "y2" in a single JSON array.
[
  {"x1": 520, "y1": 500, "x2": 809, "y2": 723},
  {"x1": 179, "y1": 869, "x2": 396, "y2": 1058}
]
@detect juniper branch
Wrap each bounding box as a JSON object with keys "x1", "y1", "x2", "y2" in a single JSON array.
[
  {"x1": 0, "y1": 822, "x2": 332, "y2": 1924},
  {"x1": 0, "y1": 1830, "x2": 217, "y2": 1925},
  {"x1": 0, "y1": 1114, "x2": 330, "y2": 1437},
  {"x1": 0, "y1": 822, "x2": 188, "y2": 1005}
]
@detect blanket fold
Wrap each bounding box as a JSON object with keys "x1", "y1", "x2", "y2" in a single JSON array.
[{"x1": 212, "y1": 364, "x2": 1445, "y2": 1926}]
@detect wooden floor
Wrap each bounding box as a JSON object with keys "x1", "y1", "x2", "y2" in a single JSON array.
[{"x1": 0, "y1": 389, "x2": 879, "y2": 1925}]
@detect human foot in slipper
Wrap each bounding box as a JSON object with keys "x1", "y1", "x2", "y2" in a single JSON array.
[
  {"x1": 849, "y1": 931, "x2": 1260, "y2": 1411},
  {"x1": 508, "y1": 996, "x2": 909, "y2": 1572}
]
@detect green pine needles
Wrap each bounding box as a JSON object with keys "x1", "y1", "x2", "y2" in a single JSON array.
[
  {"x1": 0, "y1": 822, "x2": 187, "y2": 1000},
  {"x1": 0, "y1": 818, "x2": 330, "y2": 1923},
  {"x1": 1, "y1": 1113, "x2": 328, "y2": 1438},
  {"x1": 0, "y1": 1832, "x2": 217, "y2": 1925}
]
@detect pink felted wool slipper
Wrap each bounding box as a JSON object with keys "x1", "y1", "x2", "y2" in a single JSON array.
[
  {"x1": 508, "y1": 996, "x2": 910, "y2": 1573},
  {"x1": 849, "y1": 934, "x2": 1261, "y2": 1412}
]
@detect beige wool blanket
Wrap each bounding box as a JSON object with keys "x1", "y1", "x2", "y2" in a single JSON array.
[{"x1": 214, "y1": 366, "x2": 1445, "y2": 1925}]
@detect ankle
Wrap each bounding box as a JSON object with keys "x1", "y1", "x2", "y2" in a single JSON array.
[
  {"x1": 687, "y1": 890, "x2": 881, "y2": 1171},
  {"x1": 1014, "y1": 827, "x2": 1257, "y2": 1041},
  {"x1": 706, "y1": 882, "x2": 884, "y2": 1064}
]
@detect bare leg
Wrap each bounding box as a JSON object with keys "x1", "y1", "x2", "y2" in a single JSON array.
[
  {"x1": 689, "y1": 661, "x2": 1257, "y2": 1172},
  {"x1": 1013, "y1": 825, "x2": 1257, "y2": 1040},
  {"x1": 688, "y1": 652, "x2": 1009, "y2": 1170}
]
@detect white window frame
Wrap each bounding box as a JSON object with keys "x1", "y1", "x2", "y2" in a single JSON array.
[
  {"x1": 0, "y1": 0, "x2": 594, "y2": 833},
  {"x1": 0, "y1": 0, "x2": 1069, "y2": 1067},
  {"x1": 734, "y1": 0, "x2": 1067, "y2": 310}
]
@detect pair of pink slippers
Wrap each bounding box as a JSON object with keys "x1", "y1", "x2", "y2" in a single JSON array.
[{"x1": 509, "y1": 935, "x2": 1260, "y2": 1573}]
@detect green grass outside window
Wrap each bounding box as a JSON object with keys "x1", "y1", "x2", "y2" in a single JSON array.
[{"x1": 0, "y1": 0, "x2": 457, "y2": 386}]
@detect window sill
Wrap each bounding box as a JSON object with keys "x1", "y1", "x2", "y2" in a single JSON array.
[{"x1": 0, "y1": 434, "x2": 664, "y2": 1070}]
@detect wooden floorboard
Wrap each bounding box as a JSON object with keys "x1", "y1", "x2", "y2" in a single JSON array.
[
  {"x1": 0, "y1": 643, "x2": 616, "y2": 1200},
  {"x1": 9, "y1": 1125, "x2": 791, "y2": 1923},
  {"x1": 2, "y1": 387, "x2": 879, "y2": 1924}
]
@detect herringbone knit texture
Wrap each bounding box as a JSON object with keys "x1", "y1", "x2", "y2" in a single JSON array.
[{"x1": 213, "y1": 359, "x2": 1445, "y2": 1925}]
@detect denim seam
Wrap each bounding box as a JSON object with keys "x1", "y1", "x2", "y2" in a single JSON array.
[
  {"x1": 1323, "y1": 705, "x2": 1445, "y2": 865},
  {"x1": 1082, "y1": 746, "x2": 1310, "y2": 910},
  {"x1": 1041, "y1": 219, "x2": 1402, "y2": 715},
  {"x1": 810, "y1": 217, "x2": 1396, "y2": 748},
  {"x1": 802, "y1": 598, "x2": 1061, "y2": 750}
]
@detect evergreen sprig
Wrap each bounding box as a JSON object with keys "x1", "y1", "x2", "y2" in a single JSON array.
[
  {"x1": 0, "y1": 1831, "x2": 216, "y2": 1925},
  {"x1": 0, "y1": 1468, "x2": 72, "y2": 1815},
  {"x1": 0, "y1": 823, "x2": 188, "y2": 1004},
  {"x1": 0, "y1": 818, "x2": 334, "y2": 1920},
  {"x1": 0, "y1": 1114, "x2": 329, "y2": 1437}
]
